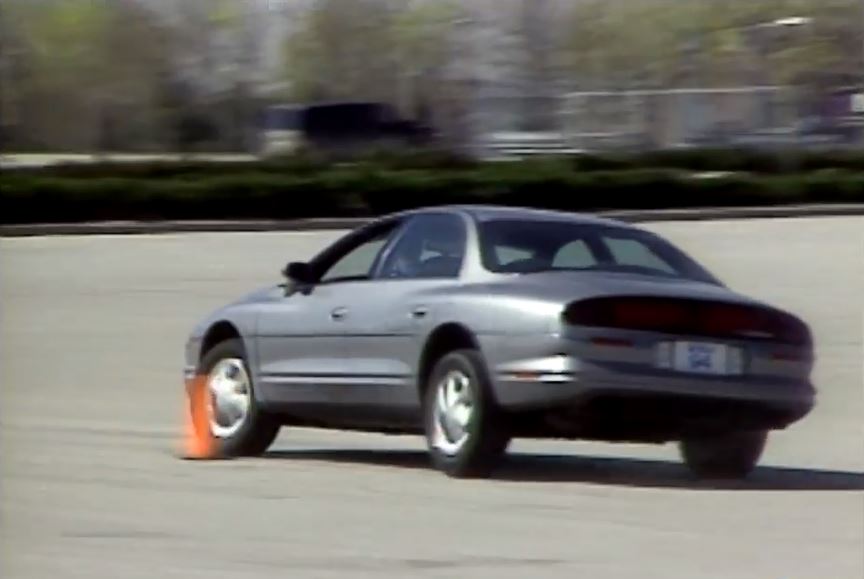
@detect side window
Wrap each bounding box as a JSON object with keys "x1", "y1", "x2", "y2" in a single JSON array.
[
  {"x1": 378, "y1": 214, "x2": 466, "y2": 279},
  {"x1": 319, "y1": 231, "x2": 392, "y2": 283},
  {"x1": 603, "y1": 236, "x2": 676, "y2": 274},
  {"x1": 552, "y1": 239, "x2": 597, "y2": 268},
  {"x1": 496, "y1": 246, "x2": 534, "y2": 266}
]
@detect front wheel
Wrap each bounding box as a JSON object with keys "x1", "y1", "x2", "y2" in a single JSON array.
[
  {"x1": 679, "y1": 430, "x2": 768, "y2": 479},
  {"x1": 423, "y1": 349, "x2": 510, "y2": 478},
  {"x1": 194, "y1": 339, "x2": 281, "y2": 457}
]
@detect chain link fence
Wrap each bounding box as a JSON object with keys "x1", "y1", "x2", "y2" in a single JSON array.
[{"x1": 468, "y1": 85, "x2": 864, "y2": 158}]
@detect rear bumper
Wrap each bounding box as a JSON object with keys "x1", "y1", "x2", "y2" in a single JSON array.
[
  {"x1": 479, "y1": 329, "x2": 816, "y2": 437},
  {"x1": 496, "y1": 370, "x2": 815, "y2": 410},
  {"x1": 492, "y1": 364, "x2": 815, "y2": 438}
]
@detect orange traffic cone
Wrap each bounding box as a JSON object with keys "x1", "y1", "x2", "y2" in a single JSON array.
[{"x1": 179, "y1": 375, "x2": 222, "y2": 460}]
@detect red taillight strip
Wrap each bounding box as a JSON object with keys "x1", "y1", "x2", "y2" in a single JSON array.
[
  {"x1": 771, "y1": 351, "x2": 809, "y2": 362},
  {"x1": 590, "y1": 337, "x2": 634, "y2": 348},
  {"x1": 565, "y1": 297, "x2": 811, "y2": 346}
]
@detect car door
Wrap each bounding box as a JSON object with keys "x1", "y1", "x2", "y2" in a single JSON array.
[
  {"x1": 339, "y1": 213, "x2": 468, "y2": 422},
  {"x1": 255, "y1": 221, "x2": 401, "y2": 407}
]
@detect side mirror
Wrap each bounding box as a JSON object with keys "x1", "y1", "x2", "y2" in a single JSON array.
[{"x1": 282, "y1": 261, "x2": 315, "y2": 285}]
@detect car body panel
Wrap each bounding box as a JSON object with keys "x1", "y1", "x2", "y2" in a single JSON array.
[{"x1": 256, "y1": 283, "x2": 354, "y2": 388}]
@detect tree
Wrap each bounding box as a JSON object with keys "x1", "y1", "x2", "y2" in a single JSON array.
[
  {"x1": 283, "y1": 0, "x2": 397, "y2": 102},
  {"x1": 282, "y1": 0, "x2": 468, "y2": 146},
  {"x1": 0, "y1": 0, "x2": 271, "y2": 152},
  {"x1": 2, "y1": 0, "x2": 176, "y2": 151},
  {"x1": 512, "y1": 0, "x2": 567, "y2": 130},
  {"x1": 560, "y1": 0, "x2": 862, "y2": 90},
  {"x1": 391, "y1": 0, "x2": 461, "y2": 118},
  {"x1": 0, "y1": 0, "x2": 28, "y2": 149},
  {"x1": 556, "y1": 0, "x2": 863, "y2": 148},
  {"x1": 167, "y1": 0, "x2": 264, "y2": 151}
]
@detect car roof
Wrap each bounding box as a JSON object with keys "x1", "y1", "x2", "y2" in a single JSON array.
[{"x1": 393, "y1": 204, "x2": 633, "y2": 229}]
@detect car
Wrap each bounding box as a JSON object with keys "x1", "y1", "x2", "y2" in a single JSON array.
[{"x1": 183, "y1": 205, "x2": 816, "y2": 479}]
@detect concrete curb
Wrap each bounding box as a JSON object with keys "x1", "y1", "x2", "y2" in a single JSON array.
[{"x1": 2, "y1": 204, "x2": 863, "y2": 237}]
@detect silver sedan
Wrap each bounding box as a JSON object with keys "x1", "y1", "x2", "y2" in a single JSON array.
[{"x1": 183, "y1": 205, "x2": 816, "y2": 479}]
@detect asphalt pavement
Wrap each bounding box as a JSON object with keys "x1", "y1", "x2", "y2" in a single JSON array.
[{"x1": 1, "y1": 217, "x2": 862, "y2": 579}]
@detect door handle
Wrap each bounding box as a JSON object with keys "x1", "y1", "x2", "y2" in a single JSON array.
[
  {"x1": 330, "y1": 307, "x2": 348, "y2": 321},
  {"x1": 410, "y1": 306, "x2": 429, "y2": 319}
]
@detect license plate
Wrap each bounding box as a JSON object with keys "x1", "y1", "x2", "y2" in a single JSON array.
[{"x1": 671, "y1": 341, "x2": 730, "y2": 375}]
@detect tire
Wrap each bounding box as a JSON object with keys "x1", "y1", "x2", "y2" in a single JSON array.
[
  {"x1": 679, "y1": 430, "x2": 768, "y2": 480},
  {"x1": 423, "y1": 349, "x2": 510, "y2": 478},
  {"x1": 194, "y1": 339, "x2": 280, "y2": 457}
]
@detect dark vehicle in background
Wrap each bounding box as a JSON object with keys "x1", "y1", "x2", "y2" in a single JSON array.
[{"x1": 259, "y1": 102, "x2": 434, "y2": 157}]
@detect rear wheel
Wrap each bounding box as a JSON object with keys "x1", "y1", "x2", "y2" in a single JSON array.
[
  {"x1": 679, "y1": 430, "x2": 768, "y2": 479},
  {"x1": 423, "y1": 349, "x2": 510, "y2": 478},
  {"x1": 195, "y1": 339, "x2": 280, "y2": 457}
]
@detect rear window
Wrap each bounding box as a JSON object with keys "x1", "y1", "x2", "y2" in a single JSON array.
[{"x1": 477, "y1": 219, "x2": 718, "y2": 283}]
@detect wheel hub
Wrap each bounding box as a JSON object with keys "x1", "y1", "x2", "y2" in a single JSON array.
[
  {"x1": 431, "y1": 369, "x2": 475, "y2": 456},
  {"x1": 206, "y1": 358, "x2": 251, "y2": 438}
]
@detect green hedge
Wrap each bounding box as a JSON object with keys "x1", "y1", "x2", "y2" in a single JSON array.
[
  {"x1": 2, "y1": 166, "x2": 862, "y2": 224},
  {"x1": 570, "y1": 148, "x2": 864, "y2": 173},
  {"x1": 6, "y1": 148, "x2": 864, "y2": 180}
]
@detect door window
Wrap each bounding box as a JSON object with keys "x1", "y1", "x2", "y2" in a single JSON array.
[
  {"x1": 377, "y1": 214, "x2": 466, "y2": 279},
  {"x1": 319, "y1": 231, "x2": 392, "y2": 283}
]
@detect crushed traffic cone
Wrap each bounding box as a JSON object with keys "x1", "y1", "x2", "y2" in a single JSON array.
[{"x1": 179, "y1": 374, "x2": 223, "y2": 460}]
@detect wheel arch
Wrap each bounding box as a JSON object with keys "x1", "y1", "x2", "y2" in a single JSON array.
[
  {"x1": 199, "y1": 320, "x2": 244, "y2": 364},
  {"x1": 417, "y1": 323, "x2": 481, "y2": 396}
]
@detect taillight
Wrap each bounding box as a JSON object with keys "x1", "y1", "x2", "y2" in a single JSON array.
[
  {"x1": 772, "y1": 350, "x2": 811, "y2": 362},
  {"x1": 700, "y1": 304, "x2": 754, "y2": 335},
  {"x1": 564, "y1": 297, "x2": 692, "y2": 332},
  {"x1": 611, "y1": 300, "x2": 690, "y2": 332},
  {"x1": 563, "y1": 297, "x2": 811, "y2": 346}
]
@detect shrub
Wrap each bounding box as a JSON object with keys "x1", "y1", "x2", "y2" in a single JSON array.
[{"x1": 2, "y1": 167, "x2": 861, "y2": 225}]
